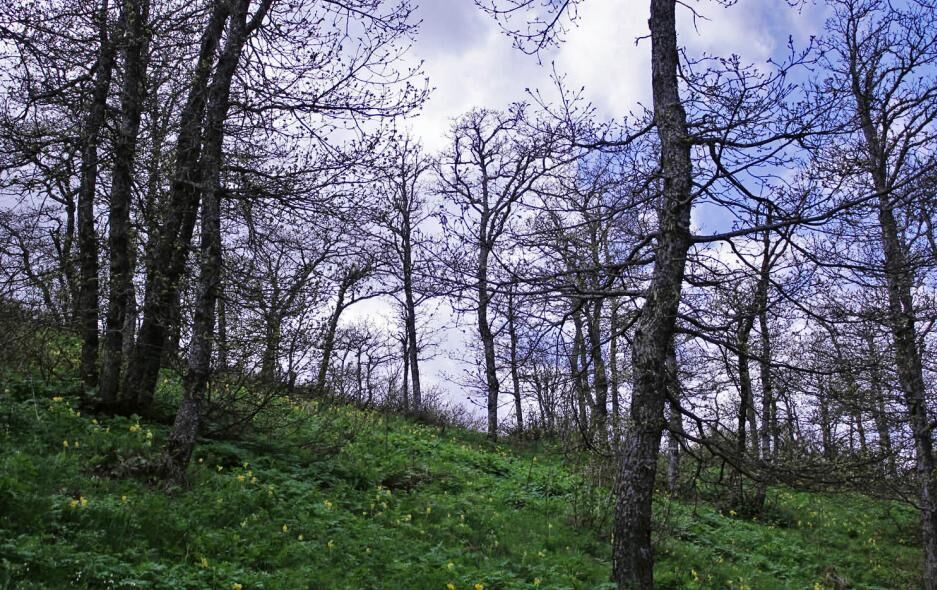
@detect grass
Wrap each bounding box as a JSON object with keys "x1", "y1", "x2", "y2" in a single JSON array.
[{"x1": 0, "y1": 376, "x2": 923, "y2": 589}]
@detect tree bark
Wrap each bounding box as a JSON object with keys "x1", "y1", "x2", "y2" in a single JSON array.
[
  {"x1": 477, "y1": 238, "x2": 500, "y2": 439},
  {"x1": 162, "y1": 0, "x2": 271, "y2": 481},
  {"x1": 612, "y1": 1, "x2": 693, "y2": 587},
  {"x1": 100, "y1": 0, "x2": 151, "y2": 405},
  {"x1": 507, "y1": 286, "x2": 524, "y2": 432},
  {"x1": 76, "y1": 0, "x2": 117, "y2": 390},
  {"x1": 123, "y1": 0, "x2": 232, "y2": 411}
]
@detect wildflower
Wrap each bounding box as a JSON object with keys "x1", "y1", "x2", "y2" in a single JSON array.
[
  {"x1": 199, "y1": 557, "x2": 209, "y2": 568},
  {"x1": 237, "y1": 475, "x2": 246, "y2": 483},
  {"x1": 68, "y1": 499, "x2": 79, "y2": 509},
  {"x1": 446, "y1": 562, "x2": 455, "y2": 571},
  {"x1": 129, "y1": 424, "x2": 141, "y2": 433},
  {"x1": 231, "y1": 584, "x2": 242, "y2": 590},
  {"x1": 426, "y1": 506, "x2": 432, "y2": 514},
  {"x1": 52, "y1": 396, "x2": 64, "y2": 402},
  {"x1": 728, "y1": 509, "x2": 737, "y2": 517},
  {"x1": 447, "y1": 584, "x2": 457, "y2": 590},
  {"x1": 217, "y1": 465, "x2": 224, "y2": 472},
  {"x1": 121, "y1": 495, "x2": 128, "y2": 503},
  {"x1": 297, "y1": 534, "x2": 304, "y2": 541},
  {"x1": 198, "y1": 457, "x2": 204, "y2": 463},
  {"x1": 282, "y1": 524, "x2": 289, "y2": 533},
  {"x1": 327, "y1": 539, "x2": 335, "y2": 551},
  {"x1": 323, "y1": 500, "x2": 333, "y2": 510},
  {"x1": 250, "y1": 477, "x2": 258, "y2": 484},
  {"x1": 79, "y1": 496, "x2": 88, "y2": 507},
  {"x1": 74, "y1": 441, "x2": 80, "y2": 448},
  {"x1": 692, "y1": 569, "x2": 700, "y2": 582},
  {"x1": 474, "y1": 584, "x2": 484, "y2": 590},
  {"x1": 533, "y1": 578, "x2": 541, "y2": 587},
  {"x1": 63, "y1": 440, "x2": 69, "y2": 449}
]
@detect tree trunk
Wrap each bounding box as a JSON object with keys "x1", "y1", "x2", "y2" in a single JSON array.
[
  {"x1": 402, "y1": 213, "x2": 422, "y2": 409},
  {"x1": 123, "y1": 0, "x2": 232, "y2": 411},
  {"x1": 100, "y1": 0, "x2": 151, "y2": 405},
  {"x1": 612, "y1": 1, "x2": 693, "y2": 587},
  {"x1": 866, "y1": 332, "x2": 895, "y2": 474},
  {"x1": 609, "y1": 300, "x2": 621, "y2": 438},
  {"x1": 77, "y1": 0, "x2": 117, "y2": 390},
  {"x1": 477, "y1": 240, "x2": 500, "y2": 439},
  {"x1": 587, "y1": 297, "x2": 609, "y2": 440},
  {"x1": 665, "y1": 344, "x2": 682, "y2": 495},
  {"x1": 507, "y1": 287, "x2": 524, "y2": 432},
  {"x1": 162, "y1": 0, "x2": 269, "y2": 481}
]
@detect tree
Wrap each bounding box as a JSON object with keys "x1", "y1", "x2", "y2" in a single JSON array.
[
  {"x1": 437, "y1": 105, "x2": 565, "y2": 439},
  {"x1": 814, "y1": 0, "x2": 937, "y2": 581}
]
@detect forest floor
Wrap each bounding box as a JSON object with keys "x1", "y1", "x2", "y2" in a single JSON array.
[{"x1": 0, "y1": 374, "x2": 923, "y2": 589}]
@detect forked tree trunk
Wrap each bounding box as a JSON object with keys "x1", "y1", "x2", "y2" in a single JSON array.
[
  {"x1": 162, "y1": 0, "x2": 272, "y2": 481},
  {"x1": 612, "y1": 1, "x2": 693, "y2": 586},
  {"x1": 122, "y1": 0, "x2": 232, "y2": 412}
]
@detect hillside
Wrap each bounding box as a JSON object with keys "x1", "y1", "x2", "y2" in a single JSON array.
[{"x1": 0, "y1": 377, "x2": 923, "y2": 589}]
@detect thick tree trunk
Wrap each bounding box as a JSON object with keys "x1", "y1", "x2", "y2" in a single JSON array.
[
  {"x1": 877, "y1": 200, "x2": 937, "y2": 587},
  {"x1": 122, "y1": 0, "x2": 231, "y2": 411},
  {"x1": 100, "y1": 0, "x2": 151, "y2": 405},
  {"x1": 612, "y1": 1, "x2": 693, "y2": 587},
  {"x1": 162, "y1": 0, "x2": 270, "y2": 481},
  {"x1": 77, "y1": 0, "x2": 117, "y2": 390}
]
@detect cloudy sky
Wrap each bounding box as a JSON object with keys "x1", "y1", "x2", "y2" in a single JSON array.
[
  {"x1": 349, "y1": 0, "x2": 832, "y2": 415},
  {"x1": 405, "y1": 0, "x2": 828, "y2": 152}
]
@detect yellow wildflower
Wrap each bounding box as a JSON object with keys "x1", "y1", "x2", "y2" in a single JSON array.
[
  {"x1": 282, "y1": 524, "x2": 289, "y2": 533},
  {"x1": 74, "y1": 440, "x2": 80, "y2": 448},
  {"x1": 63, "y1": 440, "x2": 69, "y2": 449},
  {"x1": 79, "y1": 496, "x2": 88, "y2": 507},
  {"x1": 52, "y1": 396, "x2": 64, "y2": 402},
  {"x1": 297, "y1": 534, "x2": 304, "y2": 541},
  {"x1": 474, "y1": 584, "x2": 484, "y2": 590},
  {"x1": 129, "y1": 424, "x2": 141, "y2": 433},
  {"x1": 446, "y1": 562, "x2": 455, "y2": 571},
  {"x1": 121, "y1": 495, "x2": 129, "y2": 503},
  {"x1": 231, "y1": 584, "x2": 242, "y2": 590},
  {"x1": 327, "y1": 539, "x2": 335, "y2": 551},
  {"x1": 323, "y1": 500, "x2": 333, "y2": 510},
  {"x1": 447, "y1": 584, "x2": 456, "y2": 590},
  {"x1": 237, "y1": 475, "x2": 246, "y2": 483},
  {"x1": 199, "y1": 556, "x2": 209, "y2": 568},
  {"x1": 68, "y1": 499, "x2": 79, "y2": 509},
  {"x1": 533, "y1": 578, "x2": 541, "y2": 587}
]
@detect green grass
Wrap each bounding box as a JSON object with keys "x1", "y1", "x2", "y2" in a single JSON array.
[{"x1": 0, "y1": 380, "x2": 922, "y2": 589}]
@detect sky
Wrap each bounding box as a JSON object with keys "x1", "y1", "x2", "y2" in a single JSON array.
[
  {"x1": 345, "y1": 0, "x2": 832, "y2": 417},
  {"x1": 404, "y1": 0, "x2": 828, "y2": 152}
]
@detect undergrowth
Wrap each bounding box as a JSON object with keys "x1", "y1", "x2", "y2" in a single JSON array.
[{"x1": 0, "y1": 376, "x2": 922, "y2": 589}]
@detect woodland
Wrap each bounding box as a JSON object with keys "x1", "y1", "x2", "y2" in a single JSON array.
[{"x1": 1, "y1": 0, "x2": 936, "y2": 588}]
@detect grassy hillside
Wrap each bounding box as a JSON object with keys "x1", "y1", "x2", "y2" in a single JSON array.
[{"x1": 0, "y1": 377, "x2": 922, "y2": 589}]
